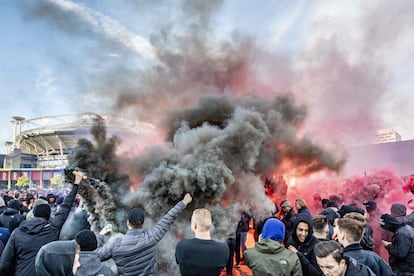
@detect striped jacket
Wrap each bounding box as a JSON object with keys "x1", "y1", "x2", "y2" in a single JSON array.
[{"x1": 96, "y1": 201, "x2": 186, "y2": 276}]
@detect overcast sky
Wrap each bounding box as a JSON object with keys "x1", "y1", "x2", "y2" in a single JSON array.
[{"x1": 1, "y1": 0, "x2": 413, "y2": 154}]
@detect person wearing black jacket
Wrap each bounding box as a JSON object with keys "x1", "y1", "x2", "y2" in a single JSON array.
[
  {"x1": 336, "y1": 213, "x2": 392, "y2": 276},
  {"x1": 280, "y1": 200, "x2": 297, "y2": 243},
  {"x1": 225, "y1": 211, "x2": 251, "y2": 274},
  {"x1": 0, "y1": 199, "x2": 25, "y2": 234},
  {"x1": 35, "y1": 240, "x2": 77, "y2": 276},
  {"x1": 286, "y1": 213, "x2": 323, "y2": 275},
  {"x1": 315, "y1": 240, "x2": 376, "y2": 276},
  {"x1": 381, "y1": 213, "x2": 414, "y2": 275},
  {"x1": 296, "y1": 198, "x2": 312, "y2": 217},
  {"x1": 0, "y1": 171, "x2": 84, "y2": 276}
]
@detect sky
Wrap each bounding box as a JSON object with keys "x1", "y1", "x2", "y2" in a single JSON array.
[{"x1": 1, "y1": 0, "x2": 414, "y2": 155}]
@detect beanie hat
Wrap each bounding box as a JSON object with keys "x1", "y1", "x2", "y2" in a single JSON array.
[
  {"x1": 380, "y1": 214, "x2": 401, "y2": 232},
  {"x1": 128, "y1": 208, "x2": 145, "y2": 226},
  {"x1": 8, "y1": 199, "x2": 21, "y2": 211},
  {"x1": 338, "y1": 205, "x2": 364, "y2": 218},
  {"x1": 281, "y1": 200, "x2": 291, "y2": 208},
  {"x1": 56, "y1": 197, "x2": 64, "y2": 205},
  {"x1": 327, "y1": 201, "x2": 339, "y2": 208},
  {"x1": 33, "y1": 204, "x2": 51, "y2": 220},
  {"x1": 75, "y1": 229, "x2": 97, "y2": 251},
  {"x1": 34, "y1": 198, "x2": 49, "y2": 207},
  {"x1": 363, "y1": 200, "x2": 377, "y2": 211},
  {"x1": 391, "y1": 203, "x2": 406, "y2": 217},
  {"x1": 262, "y1": 218, "x2": 285, "y2": 242},
  {"x1": 26, "y1": 199, "x2": 49, "y2": 219}
]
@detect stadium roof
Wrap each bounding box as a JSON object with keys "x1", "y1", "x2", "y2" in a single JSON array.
[{"x1": 14, "y1": 113, "x2": 155, "y2": 155}]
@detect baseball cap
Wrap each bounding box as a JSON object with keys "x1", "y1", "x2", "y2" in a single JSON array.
[{"x1": 363, "y1": 200, "x2": 377, "y2": 209}]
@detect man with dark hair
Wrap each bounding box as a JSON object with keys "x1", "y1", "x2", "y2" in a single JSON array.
[
  {"x1": 314, "y1": 240, "x2": 375, "y2": 276},
  {"x1": 47, "y1": 193, "x2": 58, "y2": 218},
  {"x1": 381, "y1": 203, "x2": 408, "y2": 247},
  {"x1": 381, "y1": 213, "x2": 414, "y2": 275},
  {"x1": 96, "y1": 193, "x2": 192, "y2": 276},
  {"x1": 0, "y1": 171, "x2": 83, "y2": 276},
  {"x1": 363, "y1": 200, "x2": 383, "y2": 255},
  {"x1": 312, "y1": 215, "x2": 330, "y2": 241},
  {"x1": 319, "y1": 202, "x2": 340, "y2": 240},
  {"x1": 336, "y1": 213, "x2": 392, "y2": 275},
  {"x1": 286, "y1": 213, "x2": 323, "y2": 275},
  {"x1": 391, "y1": 203, "x2": 407, "y2": 221},
  {"x1": 73, "y1": 229, "x2": 113, "y2": 276},
  {"x1": 280, "y1": 200, "x2": 296, "y2": 242},
  {"x1": 0, "y1": 199, "x2": 25, "y2": 234},
  {"x1": 175, "y1": 208, "x2": 229, "y2": 276},
  {"x1": 321, "y1": 199, "x2": 330, "y2": 209}
]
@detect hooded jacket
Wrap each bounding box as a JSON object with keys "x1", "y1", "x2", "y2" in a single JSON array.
[
  {"x1": 286, "y1": 213, "x2": 323, "y2": 276},
  {"x1": 75, "y1": 252, "x2": 114, "y2": 276},
  {"x1": 319, "y1": 207, "x2": 339, "y2": 226},
  {"x1": 244, "y1": 238, "x2": 302, "y2": 276},
  {"x1": 35, "y1": 240, "x2": 77, "y2": 276},
  {"x1": 0, "y1": 207, "x2": 25, "y2": 233},
  {"x1": 281, "y1": 208, "x2": 297, "y2": 241},
  {"x1": 0, "y1": 184, "x2": 78, "y2": 276},
  {"x1": 381, "y1": 215, "x2": 414, "y2": 273},
  {"x1": 297, "y1": 206, "x2": 312, "y2": 217}
]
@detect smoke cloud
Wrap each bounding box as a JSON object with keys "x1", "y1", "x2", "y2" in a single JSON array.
[
  {"x1": 18, "y1": 0, "x2": 414, "y2": 274},
  {"x1": 66, "y1": 115, "x2": 130, "y2": 232},
  {"x1": 122, "y1": 94, "x2": 344, "y2": 273}
]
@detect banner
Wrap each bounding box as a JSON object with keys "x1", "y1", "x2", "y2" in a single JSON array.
[{"x1": 0, "y1": 171, "x2": 8, "y2": 181}]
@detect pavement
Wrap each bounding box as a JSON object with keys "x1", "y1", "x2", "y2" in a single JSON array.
[{"x1": 219, "y1": 227, "x2": 256, "y2": 276}]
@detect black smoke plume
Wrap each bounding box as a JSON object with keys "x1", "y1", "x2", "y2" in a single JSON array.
[{"x1": 65, "y1": 115, "x2": 130, "y2": 232}]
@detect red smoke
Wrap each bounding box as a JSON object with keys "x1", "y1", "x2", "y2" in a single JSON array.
[{"x1": 273, "y1": 168, "x2": 411, "y2": 215}]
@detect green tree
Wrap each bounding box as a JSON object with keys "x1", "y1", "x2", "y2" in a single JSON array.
[
  {"x1": 50, "y1": 174, "x2": 64, "y2": 187},
  {"x1": 16, "y1": 175, "x2": 30, "y2": 188}
]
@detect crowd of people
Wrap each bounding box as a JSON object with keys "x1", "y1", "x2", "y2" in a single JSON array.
[
  {"x1": 242, "y1": 196, "x2": 414, "y2": 276},
  {"x1": 0, "y1": 173, "x2": 414, "y2": 275}
]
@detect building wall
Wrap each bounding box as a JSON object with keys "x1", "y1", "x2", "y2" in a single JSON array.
[
  {"x1": 374, "y1": 129, "x2": 402, "y2": 144},
  {"x1": 0, "y1": 168, "x2": 64, "y2": 190},
  {"x1": 345, "y1": 139, "x2": 414, "y2": 176}
]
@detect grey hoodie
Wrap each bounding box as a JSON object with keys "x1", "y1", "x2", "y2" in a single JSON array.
[
  {"x1": 76, "y1": 252, "x2": 114, "y2": 276},
  {"x1": 35, "y1": 240, "x2": 77, "y2": 276}
]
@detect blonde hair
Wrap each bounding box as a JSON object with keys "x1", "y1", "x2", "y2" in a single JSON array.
[
  {"x1": 296, "y1": 198, "x2": 307, "y2": 209},
  {"x1": 191, "y1": 208, "x2": 212, "y2": 232}
]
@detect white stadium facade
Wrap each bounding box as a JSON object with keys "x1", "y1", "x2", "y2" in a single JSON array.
[{"x1": 0, "y1": 113, "x2": 155, "y2": 189}]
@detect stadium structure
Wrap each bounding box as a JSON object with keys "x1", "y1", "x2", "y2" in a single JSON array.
[{"x1": 0, "y1": 113, "x2": 155, "y2": 189}]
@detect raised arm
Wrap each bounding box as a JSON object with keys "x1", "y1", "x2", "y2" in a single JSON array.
[
  {"x1": 50, "y1": 171, "x2": 84, "y2": 228},
  {"x1": 150, "y1": 193, "x2": 192, "y2": 242}
]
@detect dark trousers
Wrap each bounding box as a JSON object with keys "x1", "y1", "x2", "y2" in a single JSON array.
[{"x1": 226, "y1": 233, "x2": 241, "y2": 275}]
